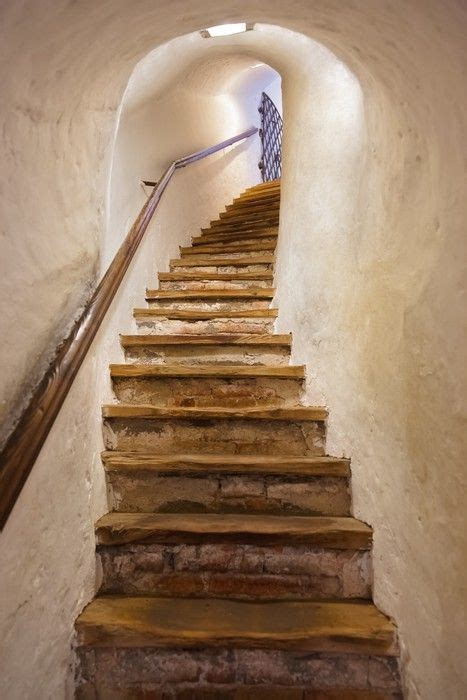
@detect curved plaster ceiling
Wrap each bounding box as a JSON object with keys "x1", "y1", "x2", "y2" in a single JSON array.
[{"x1": 121, "y1": 29, "x2": 283, "y2": 115}]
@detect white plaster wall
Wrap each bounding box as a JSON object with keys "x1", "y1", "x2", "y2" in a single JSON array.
[
  {"x1": 270, "y1": 26, "x2": 467, "y2": 700},
  {"x1": 0, "y1": 3, "x2": 466, "y2": 699}
]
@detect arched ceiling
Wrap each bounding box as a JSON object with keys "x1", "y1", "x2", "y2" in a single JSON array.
[{"x1": 121, "y1": 30, "x2": 283, "y2": 115}]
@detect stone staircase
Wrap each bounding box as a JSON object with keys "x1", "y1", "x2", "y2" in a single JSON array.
[{"x1": 75, "y1": 179, "x2": 402, "y2": 698}]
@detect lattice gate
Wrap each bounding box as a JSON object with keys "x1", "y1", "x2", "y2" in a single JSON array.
[{"x1": 258, "y1": 91, "x2": 283, "y2": 182}]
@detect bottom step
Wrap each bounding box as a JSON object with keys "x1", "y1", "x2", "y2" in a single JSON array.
[
  {"x1": 77, "y1": 681, "x2": 401, "y2": 700},
  {"x1": 76, "y1": 598, "x2": 400, "y2": 697}
]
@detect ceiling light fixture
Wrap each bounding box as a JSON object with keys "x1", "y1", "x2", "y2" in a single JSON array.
[{"x1": 201, "y1": 23, "x2": 253, "y2": 38}]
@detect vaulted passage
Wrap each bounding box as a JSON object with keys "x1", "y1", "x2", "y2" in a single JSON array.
[
  {"x1": 75, "y1": 180, "x2": 401, "y2": 697},
  {"x1": 1, "y1": 5, "x2": 466, "y2": 696}
]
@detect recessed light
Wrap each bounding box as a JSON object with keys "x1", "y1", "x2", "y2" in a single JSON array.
[{"x1": 201, "y1": 23, "x2": 253, "y2": 38}]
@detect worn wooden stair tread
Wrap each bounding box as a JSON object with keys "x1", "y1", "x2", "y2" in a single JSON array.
[
  {"x1": 202, "y1": 219, "x2": 279, "y2": 232},
  {"x1": 203, "y1": 222, "x2": 278, "y2": 235},
  {"x1": 233, "y1": 193, "x2": 280, "y2": 206},
  {"x1": 225, "y1": 194, "x2": 279, "y2": 205},
  {"x1": 133, "y1": 308, "x2": 278, "y2": 320},
  {"x1": 145, "y1": 287, "x2": 274, "y2": 301},
  {"x1": 158, "y1": 271, "x2": 273, "y2": 281},
  {"x1": 210, "y1": 209, "x2": 279, "y2": 228},
  {"x1": 245, "y1": 179, "x2": 281, "y2": 190},
  {"x1": 209, "y1": 216, "x2": 279, "y2": 229},
  {"x1": 197, "y1": 228, "x2": 278, "y2": 247},
  {"x1": 179, "y1": 241, "x2": 277, "y2": 256},
  {"x1": 214, "y1": 209, "x2": 279, "y2": 221},
  {"x1": 75, "y1": 596, "x2": 397, "y2": 655},
  {"x1": 216, "y1": 202, "x2": 279, "y2": 215},
  {"x1": 110, "y1": 364, "x2": 305, "y2": 378},
  {"x1": 94, "y1": 512, "x2": 371, "y2": 548},
  {"x1": 234, "y1": 192, "x2": 280, "y2": 204},
  {"x1": 221, "y1": 212, "x2": 279, "y2": 226},
  {"x1": 101, "y1": 451, "x2": 350, "y2": 476},
  {"x1": 226, "y1": 198, "x2": 280, "y2": 212},
  {"x1": 102, "y1": 405, "x2": 328, "y2": 420},
  {"x1": 170, "y1": 255, "x2": 274, "y2": 267},
  {"x1": 219, "y1": 206, "x2": 279, "y2": 219},
  {"x1": 244, "y1": 179, "x2": 280, "y2": 189},
  {"x1": 120, "y1": 333, "x2": 292, "y2": 347},
  {"x1": 194, "y1": 230, "x2": 277, "y2": 245}
]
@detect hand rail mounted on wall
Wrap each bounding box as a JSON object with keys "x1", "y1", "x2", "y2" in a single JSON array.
[{"x1": 0, "y1": 125, "x2": 258, "y2": 530}]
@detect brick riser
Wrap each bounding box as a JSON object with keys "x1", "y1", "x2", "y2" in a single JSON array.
[
  {"x1": 102, "y1": 416, "x2": 326, "y2": 455},
  {"x1": 135, "y1": 317, "x2": 276, "y2": 335},
  {"x1": 98, "y1": 542, "x2": 370, "y2": 599},
  {"x1": 122, "y1": 345, "x2": 292, "y2": 366},
  {"x1": 160, "y1": 279, "x2": 273, "y2": 289},
  {"x1": 112, "y1": 376, "x2": 304, "y2": 407},
  {"x1": 105, "y1": 472, "x2": 351, "y2": 516},
  {"x1": 75, "y1": 180, "x2": 401, "y2": 696},
  {"x1": 77, "y1": 648, "x2": 401, "y2": 699}
]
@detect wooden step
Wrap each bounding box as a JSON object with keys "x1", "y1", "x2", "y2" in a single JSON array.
[
  {"x1": 247, "y1": 180, "x2": 281, "y2": 190},
  {"x1": 120, "y1": 333, "x2": 291, "y2": 347},
  {"x1": 103, "y1": 405, "x2": 326, "y2": 455},
  {"x1": 133, "y1": 308, "x2": 278, "y2": 320},
  {"x1": 202, "y1": 219, "x2": 279, "y2": 234},
  {"x1": 218, "y1": 198, "x2": 279, "y2": 211},
  {"x1": 235, "y1": 190, "x2": 281, "y2": 204},
  {"x1": 179, "y1": 241, "x2": 276, "y2": 256},
  {"x1": 245, "y1": 179, "x2": 281, "y2": 191},
  {"x1": 158, "y1": 272, "x2": 273, "y2": 282},
  {"x1": 102, "y1": 405, "x2": 327, "y2": 421},
  {"x1": 110, "y1": 364, "x2": 305, "y2": 379},
  {"x1": 134, "y1": 310, "x2": 277, "y2": 337},
  {"x1": 101, "y1": 452, "x2": 350, "y2": 477},
  {"x1": 228, "y1": 198, "x2": 280, "y2": 213},
  {"x1": 110, "y1": 366, "x2": 304, "y2": 408},
  {"x1": 236, "y1": 195, "x2": 278, "y2": 204},
  {"x1": 120, "y1": 334, "x2": 291, "y2": 347},
  {"x1": 75, "y1": 596, "x2": 397, "y2": 655},
  {"x1": 217, "y1": 209, "x2": 279, "y2": 223},
  {"x1": 102, "y1": 452, "x2": 352, "y2": 517},
  {"x1": 145, "y1": 288, "x2": 274, "y2": 301},
  {"x1": 170, "y1": 255, "x2": 274, "y2": 268},
  {"x1": 119, "y1": 334, "x2": 292, "y2": 366},
  {"x1": 233, "y1": 191, "x2": 281, "y2": 205},
  {"x1": 237, "y1": 184, "x2": 280, "y2": 196},
  {"x1": 226, "y1": 196, "x2": 280, "y2": 211},
  {"x1": 223, "y1": 206, "x2": 280, "y2": 220},
  {"x1": 144, "y1": 287, "x2": 274, "y2": 312},
  {"x1": 196, "y1": 234, "x2": 277, "y2": 247},
  {"x1": 206, "y1": 219, "x2": 279, "y2": 233},
  {"x1": 242, "y1": 180, "x2": 281, "y2": 195},
  {"x1": 193, "y1": 230, "x2": 277, "y2": 245},
  {"x1": 94, "y1": 512, "x2": 370, "y2": 548},
  {"x1": 206, "y1": 211, "x2": 278, "y2": 224},
  {"x1": 77, "y1": 681, "x2": 398, "y2": 700}
]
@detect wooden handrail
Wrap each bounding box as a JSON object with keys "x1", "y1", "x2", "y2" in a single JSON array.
[{"x1": 0, "y1": 125, "x2": 258, "y2": 530}]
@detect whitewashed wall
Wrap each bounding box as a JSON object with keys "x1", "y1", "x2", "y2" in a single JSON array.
[{"x1": 0, "y1": 4, "x2": 466, "y2": 699}]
